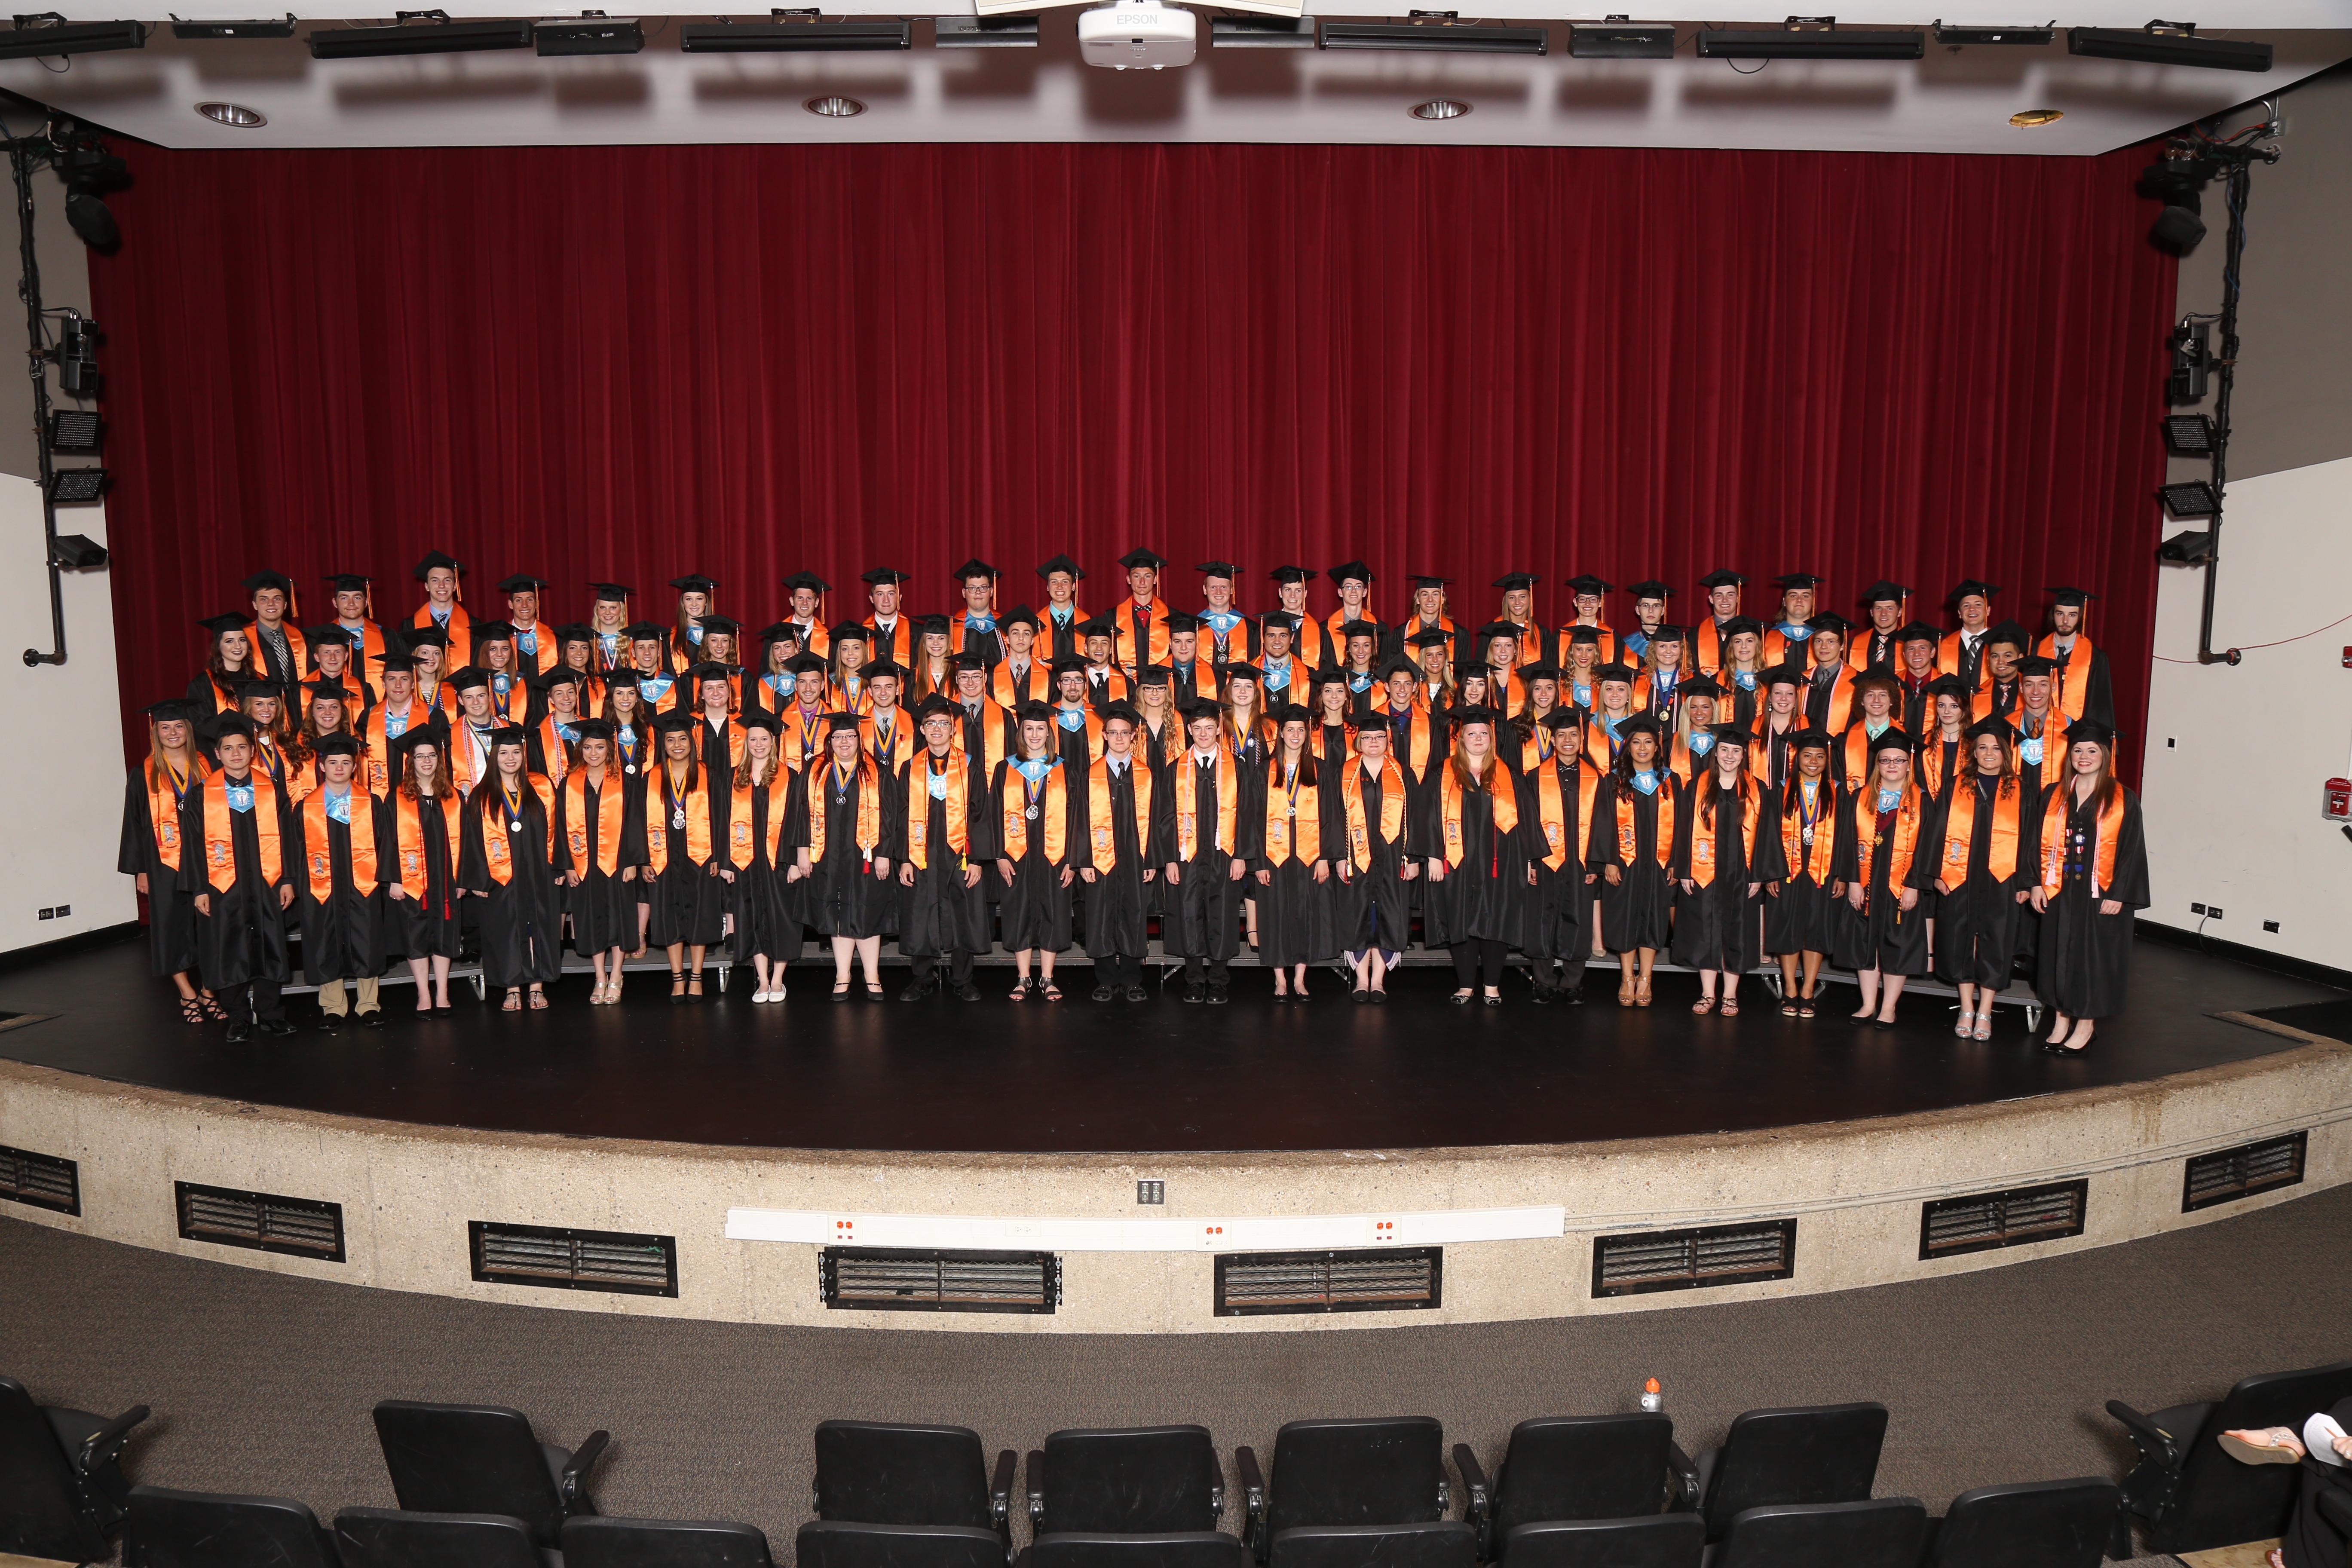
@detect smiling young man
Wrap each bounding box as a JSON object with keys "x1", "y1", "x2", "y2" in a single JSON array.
[
  {"x1": 2036, "y1": 587, "x2": 2115, "y2": 728},
  {"x1": 243, "y1": 570, "x2": 308, "y2": 685},
  {"x1": 1112, "y1": 548, "x2": 1171, "y2": 673},
  {"x1": 409, "y1": 550, "x2": 471, "y2": 648}
]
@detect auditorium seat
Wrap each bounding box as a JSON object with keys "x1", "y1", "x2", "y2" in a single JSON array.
[
  {"x1": 564, "y1": 1513, "x2": 781, "y2": 1567},
  {"x1": 2107, "y1": 1359, "x2": 2352, "y2": 1557},
  {"x1": 815, "y1": 1420, "x2": 1019, "y2": 1552},
  {"x1": 372, "y1": 1398, "x2": 609, "y2": 1549},
  {"x1": 1680, "y1": 1402, "x2": 1887, "y2": 1542},
  {"x1": 1030, "y1": 1529, "x2": 1253, "y2": 1568},
  {"x1": 1490, "y1": 1514, "x2": 1702, "y2": 1568},
  {"x1": 1451, "y1": 1414, "x2": 1684, "y2": 1559},
  {"x1": 1237, "y1": 1418, "x2": 1450, "y2": 1564},
  {"x1": 1710, "y1": 1498, "x2": 1926, "y2": 1568},
  {"x1": 127, "y1": 1485, "x2": 340, "y2": 1568},
  {"x1": 334, "y1": 1505, "x2": 546, "y2": 1568},
  {"x1": 1265, "y1": 1521, "x2": 1476, "y2": 1568},
  {"x1": 1026, "y1": 1425, "x2": 1225, "y2": 1534},
  {"x1": 0, "y1": 1374, "x2": 147, "y2": 1563},
  {"x1": 1917, "y1": 1478, "x2": 2119, "y2": 1568},
  {"x1": 798, "y1": 1518, "x2": 1011, "y2": 1568}
]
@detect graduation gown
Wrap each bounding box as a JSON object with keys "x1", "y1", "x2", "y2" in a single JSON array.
[
  {"x1": 1671, "y1": 777, "x2": 1764, "y2": 974},
  {"x1": 1832, "y1": 791, "x2": 1931, "y2": 977},
  {"x1": 1161, "y1": 751, "x2": 1252, "y2": 962},
  {"x1": 387, "y1": 793, "x2": 464, "y2": 959},
  {"x1": 1082, "y1": 758, "x2": 1153, "y2": 959},
  {"x1": 555, "y1": 772, "x2": 638, "y2": 957},
  {"x1": 176, "y1": 773, "x2": 294, "y2": 990},
  {"x1": 1594, "y1": 773, "x2": 1674, "y2": 954},
  {"x1": 1253, "y1": 755, "x2": 1339, "y2": 966},
  {"x1": 1421, "y1": 761, "x2": 1527, "y2": 948},
  {"x1": 456, "y1": 783, "x2": 564, "y2": 987},
  {"x1": 120, "y1": 763, "x2": 201, "y2": 976},
  {"x1": 645, "y1": 775, "x2": 730, "y2": 948},
  {"x1": 1332, "y1": 755, "x2": 1417, "y2": 956},
  {"x1": 291, "y1": 790, "x2": 391, "y2": 983},
  {"x1": 1762, "y1": 778, "x2": 1842, "y2": 956},
  {"x1": 1517, "y1": 756, "x2": 1599, "y2": 967},
  {"x1": 1929, "y1": 773, "x2": 2026, "y2": 989},
  {"x1": 2036, "y1": 783, "x2": 2149, "y2": 1019},
  {"x1": 729, "y1": 774, "x2": 799, "y2": 964},
  {"x1": 994, "y1": 757, "x2": 1073, "y2": 953},
  {"x1": 787, "y1": 761, "x2": 900, "y2": 940},
  {"x1": 894, "y1": 751, "x2": 993, "y2": 959}
]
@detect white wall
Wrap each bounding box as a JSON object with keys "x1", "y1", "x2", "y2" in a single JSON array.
[
  {"x1": 2141, "y1": 453, "x2": 2352, "y2": 973},
  {"x1": 0, "y1": 473, "x2": 133, "y2": 953}
]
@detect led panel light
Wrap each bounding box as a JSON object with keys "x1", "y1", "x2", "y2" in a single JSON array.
[
  {"x1": 1211, "y1": 14, "x2": 1312, "y2": 45},
  {"x1": 1568, "y1": 21, "x2": 1674, "y2": 58},
  {"x1": 1697, "y1": 26, "x2": 1923, "y2": 58},
  {"x1": 680, "y1": 19, "x2": 910, "y2": 49},
  {"x1": 0, "y1": 19, "x2": 143, "y2": 58},
  {"x1": 46, "y1": 469, "x2": 108, "y2": 503},
  {"x1": 172, "y1": 16, "x2": 297, "y2": 36},
  {"x1": 309, "y1": 18, "x2": 534, "y2": 56},
  {"x1": 1932, "y1": 22, "x2": 2053, "y2": 44},
  {"x1": 2067, "y1": 25, "x2": 2271, "y2": 71},
  {"x1": 2162, "y1": 414, "x2": 2216, "y2": 456},
  {"x1": 1318, "y1": 20, "x2": 1546, "y2": 54},
  {"x1": 2159, "y1": 481, "x2": 2220, "y2": 518},
  {"x1": 934, "y1": 15, "x2": 1038, "y2": 46}
]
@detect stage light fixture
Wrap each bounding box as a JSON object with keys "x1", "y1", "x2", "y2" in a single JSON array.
[
  {"x1": 536, "y1": 14, "x2": 642, "y2": 53},
  {"x1": 1568, "y1": 19, "x2": 1675, "y2": 58},
  {"x1": 2163, "y1": 413, "x2": 2215, "y2": 456},
  {"x1": 680, "y1": 18, "x2": 910, "y2": 50},
  {"x1": 309, "y1": 17, "x2": 535, "y2": 58},
  {"x1": 195, "y1": 101, "x2": 268, "y2": 126},
  {"x1": 47, "y1": 409, "x2": 99, "y2": 453},
  {"x1": 2158, "y1": 530, "x2": 2214, "y2": 564},
  {"x1": 55, "y1": 314, "x2": 100, "y2": 397},
  {"x1": 803, "y1": 93, "x2": 866, "y2": 114},
  {"x1": 0, "y1": 16, "x2": 143, "y2": 58},
  {"x1": 935, "y1": 15, "x2": 1037, "y2": 45},
  {"x1": 1697, "y1": 23, "x2": 1923, "y2": 59},
  {"x1": 46, "y1": 532, "x2": 107, "y2": 568},
  {"x1": 2160, "y1": 481, "x2": 2219, "y2": 518},
  {"x1": 45, "y1": 471, "x2": 107, "y2": 504},
  {"x1": 2068, "y1": 22, "x2": 2271, "y2": 72},
  {"x1": 1933, "y1": 22, "x2": 2053, "y2": 45},
  {"x1": 1319, "y1": 20, "x2": 1547, "y2": 54},
  {"x1": 171, "y1": 15, "x2": 296, "y2": 37},
  {"x1": 2167, "y1": 318, "x2": 2209, "y2": 402},
  {"x1": 1211, "y1": 15, "x2": 1312, "y2": 45}
]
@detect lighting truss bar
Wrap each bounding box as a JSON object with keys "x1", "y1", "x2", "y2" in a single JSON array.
[
  {"x1": 0, "y1": 18, "x2": 142, "y2": 58},
  {"x1": 1212, "y1": 14, "x2": 1312, "y2": 46},
  {"x1": 536, "y1": 15, "x2": 641, "y2": 52},
  {"x1": 2067, "y1": 26, "x2": 2271, "y2": 71},
  {"x1": 1932, "y1": 22, "x2": 2053, "y2": 45},
  {"x1": 1319, "y1": 20, "x2": 1547, "y2": 54},
  {"x1": 933, "y1": 14, "x2": 1037, "y2": 46},
  {"x1": 679, "y1": 18, "x2": 910, "y2": 49},
  {"x1": 170, "y1": 15, "x2": 296, "y2": 37},
  {"x1": 1697, "y1": 25, "x2": 1923, "y2": 58},
  {"x1": 308, "y1": 17, "x2": 533, "y2": 55},
  {"x1": 1568, "y1": 21, "x2": 1674, "y2": 57}
]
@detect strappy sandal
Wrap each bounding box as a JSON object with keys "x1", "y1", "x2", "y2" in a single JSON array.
[
  {"x1": 1690, "y1": 996, "x2": 1716, "y2": 1015},
  {"x1": 201, "y1": 992, "x2": 230, "y2": 1021},
  {"x1": 502, "y1": 989, "x2": 523, "y2": 1011},
  {"x1": 1719, "y1": 996, "x2": 1739, "y2": 1017},
  {"x1": 1779, "y1": 995, "x2": 1800, "y2": 1017},
  {"x1": 1798, "y1": 987, "x2": 1816, "y2": 1018},
  {"x1": 1972, "y1": 1011, "x2": 1993, "y2": 1041},
  {"x1": 1634, "y1": 978, "x2": 1652, "y2": 1008},
  {"x1": 178, "y1": 996, "x2": 205, "y2": 1025},
  {"x1": 2220, "y1": 1429, "x2": 2306, "y2": 1465},
  {"x1": 1617, "y1": 977, "x2": 1636, "y2": 1007},
  {"x1": 687, "y1": 973, "x2": 704, "y2": 999},
  {"x1": 1039, "y1": 979, "x2": 1063, "y2": 1002},
  {"x1": 1009, "y1": 976, "x2": 1033, "y2": 1001},
  {"x1": 669, "y1": 973, "x2": 687, "y2": 1003},
  {"x1": 528, "y1": 988, "x2": 548, "y2": 1010},
  {"x1": 1953, "y1": 1011, "x2": 1973, "y2": 1038}
]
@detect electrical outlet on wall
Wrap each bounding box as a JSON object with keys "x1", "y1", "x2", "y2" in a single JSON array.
[
  {"x1": 2190, "y1": 902, "x2": 2206, "y2": 915},
  {"x1": 2264, "y1": 920, "x2": 2280, "y2": 933},
  {"x1": 2208, "y1": 906, "x2": 2224, "y2": 919}
]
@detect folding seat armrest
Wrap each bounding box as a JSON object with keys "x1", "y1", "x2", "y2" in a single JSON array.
[
  {"x1": 1026, "y1": 1450, "x2": 1047, "y2": 1527},
  {"x1": 1451, "y1": 1446, "x2": 1489, "y2": 1555},
  {"x1": 1663, "y1": 1440, "x2": 1700, "y2": 1512},
  {"x1": 2104, "y1": 1402, "x2": 2179, "y2": 1470},
  {"x1": 560, "y1": 1430, "x2": 612, "y2": 1506},
  {"x1": 1235, "y1": 1447, "x2": 1267, "y2": 1561},
  {"x1": 992, "y1": 1449, "x2": 1018, "y2": 1541},
  {"x1": 1210, "y1": 1448, "x2": 1226, "y2": 1520},
  {"x1": 79, "y1": 1405, "x2": 150, "y2": 1475}
]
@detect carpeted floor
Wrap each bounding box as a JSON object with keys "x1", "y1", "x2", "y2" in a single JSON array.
[{"x1": 6, "y1": 1187, "x2": 2351, "y2": 1565}]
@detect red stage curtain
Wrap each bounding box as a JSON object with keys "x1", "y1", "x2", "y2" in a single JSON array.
[{"x1": 88, "y1": 141, "x2": 2173, "y2": 766}]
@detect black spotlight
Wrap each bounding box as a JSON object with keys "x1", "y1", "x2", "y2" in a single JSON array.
[
  {"x1": 47, "y1": 408, "x2": 100, "y2": 452},
  {"x1": 55, "y1": 314, "x2": 100, "y2": 397},
  {"x1": 2160, "y1": 481, "x2": 2220, "y2": 519},
  {"x1": 45, "y1": 470, "x2": 108, "y2": 503},
  {"x1": 2157, "y1": 530, "x2": 2215, "y2": 565},
  {"x1": 52, "y1": 128, "x2": 129, "y2": 251},
  {"x1": 47, "y1": 533, "x2": 107, "y2": 568},
  {"x1": 2162, "y1": 413, "x2": 2215, "y2": 456},
  {"x1": 2166, "y1": 319, "x2": 2209, "y2": 403},
  {"x1": 2138, "y1": 155, "x2": 2216, "y2": 254}
]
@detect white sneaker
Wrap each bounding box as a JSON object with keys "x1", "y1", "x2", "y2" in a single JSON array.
[{"x1": 751, "y1": 987, "x2": 772, "y2": 1003}]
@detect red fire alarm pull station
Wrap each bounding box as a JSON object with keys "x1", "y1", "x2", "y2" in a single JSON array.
[{"x1": 2328, "y1": 778, "x2": 2352, "y2": 822}]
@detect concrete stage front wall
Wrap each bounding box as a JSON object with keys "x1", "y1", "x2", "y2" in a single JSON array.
[{"x1": 1, "y1": 1039, "x2": 2346, "y2": 1333}]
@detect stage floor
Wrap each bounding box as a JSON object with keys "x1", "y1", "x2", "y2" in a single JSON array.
[{"x1": 0, "y1": 935, "x2": 2334, "y2": 1154}]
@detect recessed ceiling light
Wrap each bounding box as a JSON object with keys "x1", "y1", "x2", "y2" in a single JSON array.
[
  {"x1": 2008, "y1": 107, "x2": 2063, "y2": 127},
  {"x1": 804, "y1": 94, "x2": 867, "y2": 117},
  {"x1": 1409, "y1": 98, "x2": 1470, "y2": 120},
  {"x1": 195, "y1": 101, "x2": 268, "y2": 127}
]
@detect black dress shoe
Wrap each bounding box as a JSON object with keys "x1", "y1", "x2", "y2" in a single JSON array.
[
  {"x1": 257, "y1": 1019, "x2": 297, "y2": 1037},
  {"x1": 1559, "y1": 987, "x2": 1585, "y2": 1006},
  {"x1": 1530, "y1": 987, "x2": 1552, "y2": 1006},
  {"x1": 1178, "y1": 979, "x2": 1205, "y2": 1003},
  {"x1": 1351, "y1": 987, "x2": 1370, "y2": 1004},
  {"x1": 1369, "y1": 990, "x2": 1388, "y2": 1005},
  {"x1": 950, "y1": 978, "x2": 981, "y2": 1001},
  {"x1": 360, "y1": 1013, "x2": 385, "y2": 1029},
  {"x1": 1206, "y1": 982, "x2": 1229, "y2": 1005},
  {"x1": 898, "y1": 977, "x2": 933, "y2": 1002},
  {"x1": 1091, "y1": 984, "x2": 1115, "y2": 1001},
  {"x1": 225, "y1": 1023, "x2": 253, "y2": 1043},
  {"x1": 1124, "y1": 983, "x2": 1149, "y2": 1002},
  {"x1": 318, "y1": 1017, "x2": 342, "y2": 1034}
]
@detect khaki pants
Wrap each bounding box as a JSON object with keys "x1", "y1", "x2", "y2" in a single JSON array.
[{"x1": 317, "y1": 976, "x2": 381, "y2": 1016}]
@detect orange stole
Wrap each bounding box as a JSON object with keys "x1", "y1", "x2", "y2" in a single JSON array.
[
  {"x1": 1560, "y1": 621, "x2": 1619, "y2": 665},
  {"x1": 2039, "y1": 785, "x2": 2127, "y2": 898},
  {"x1": 1439, "y1": 762, "x2": 1521, "y2": 867},
  {"x1": 862, "y1": 616, "x2": 915, "y2": 668},
  {"x1": 1115, "y1": 600, "x2": 1170, "y2": 670},
  {"x1": 2036, "y1": 634, "x2": 2096, "y2": 722},
  {"x1": 146, "y1": 758, "x2": 200, "y2": 870},
  {"x1": 1262, "y1": 756, "x2": 1321, "y2": 866},
  {"x1": 563, "y1": 772, "x2": 627, "y2": 876},
  {"x1": 201, "y1": 773, "x2": 283, "y2": 891},
  {"x1": 1001, "y1": 761, "x2": 1068, "y2": 864},
  {"x1": 1779, "y1": 779, "x2": 1838, "y2": 883},
  {"x1": 391, "y1": 790, "x2": 439, "y2": 897},
  {"x1": 727, "y1": 769, "x2": 791, "y2": 869},
  {"x1": 2012, "y1": 709, "x2": 2070, "y2": 772},
  {"x1": 249, "y1": 619, "x2": 306, "y2": 680},
  {"x1": 640, "y1": 769, "x2": 714, "y2": 874},
  {"x1": 1851, "y1": 785, "x2": 1922, "y2": 892},
  {"x1": 1341, "y1": 754, "x2": 1408, "y2": 871},
  {"x1": 480, "y1": 775, "x2": 556, "y2": 885},
  {"x1": 991, "y1": 662, "x2": 1050, "y2": 708},
  {"x1": 1941, "y1": 780, "x2": 2024, "y2": 882},
  {"x1": 411, "y1": 602, "x2": 471, "y2": 644},
  {"x1": 1530, "y1": 761, "x2": 1601, "y2": 872},
  {"x1": 903, "y1": 753, "x2": 972, "y2": 870},
  {"x1": 1687, "y1": 782, "x2": 1761, "y2": 887},
  {"x1": 1199, "y1": 615, "x2": 1255, "y2": 668},
  {"x1": 361, "y1": 704, "x2": 429, "y2": 793},
  {"x1": 961, "y1": 700, "x2": 1011, "y2": 777},
  {"x1": 1695, "y1": 618, "x2": 1734, "y2": 675},
  {"x1": 535, "y1": 716, "x2": 577, "y2": 785},
  {"x1": 1613, "y1": 780, "x2": 1675, "y2": 870},
  {"x1": 302, "y1": 790, "x2": 378, "y2": 900},
  {"x1": 1085, "y1": 757, "x2": 1152, "y2": 870},
  {"x1": 1175, "y1": 748, "x2": 1240, "y2": 860},
  {"x1": 808, "y1": 759, "x2": 883, "y2": 862},
  {"x1": 1310, "y1": 723, "x2": 1357, "y2": 762},
  {"x1": 861, "y1": 712, "x2": 916, "y2": 772}
]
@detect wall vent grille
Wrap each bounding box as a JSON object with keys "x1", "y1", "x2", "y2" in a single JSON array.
[
  {"x1": 470, "y1": 1221, "x2": 679, "y2": 1296},
  {"x1": 820, "y1": 1246, "x2": 1059, "y2": 1314},
  {"x1": 1919, "y1": 1179, "x2": 2087, "y2": 1259},
  {"x1": 1213, "y1": 1246, "x2": 1442, "y2": 1316},
  {"x1": 1593, "y1": 1219, "x2": 1795, "y2": 1297},
  {"x1": 176, "y1": 1181, "x2": 345, "y2": 1260},
  {"x1": 2184, "y1": 1131, "x2": 2306, "y2": 1213},
  {"x1": 0, "y1": 1142, "x2": 79, "y2": 1215}
]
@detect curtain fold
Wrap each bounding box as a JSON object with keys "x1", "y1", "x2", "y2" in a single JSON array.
[{"x1": 88, "y1": 140, "x2": 2173, "y2": 770}]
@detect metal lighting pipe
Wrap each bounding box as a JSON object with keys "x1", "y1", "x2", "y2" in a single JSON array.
[
  {"x1": 12, "y1": 135, "x2": 65, "y2": 668},
  {"x1": 2189, "y1": 133, "x2": 2277, "y2": 668}
]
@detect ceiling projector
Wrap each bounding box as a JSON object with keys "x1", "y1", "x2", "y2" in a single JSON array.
[{"x1": 1078, "y1": 0, "x2": 1196, "y2": 69}]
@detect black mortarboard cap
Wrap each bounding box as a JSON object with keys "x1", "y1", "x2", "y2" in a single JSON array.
[
  {"x1": 669, "y1": 574, "x2": 720, "y2": 594},
  {"x1": 1773, "y1": 573, "x2": 1823, "y2": 591},
  {"x1": 1697, "y1": 569, "x2": 1746, "y2": 589},
  {"x1": 1035, "y1": 555, "x2": 1086, "y2": 581},
  {"x1": 1116, "y1": 548, "x2": 1167, "y2": 572},
  {"x1": 1805, "y1": 612, "x2": 1853, "y2": 636},
  {"x1": 312, "y1": 733, "x2": 360, "y2": 758},
  {"x1": 1268, "y1": 564, "x2": 1317, "y2": 585},
  {"x1": 198, "y1": 612, "x2": 249, "y2": 636},
  {"x1": 859, "y1": 567, "x2": 909, "y2": 588},
  {"x1": 1857, "y1": 579, "x2": 1909, "y2": 606},
  {"x1": 497, "y1": 574, "x2": 549, "y2": 594},
  {"x1": 1194, "y1": 560, "x2": 1239, "y2": 580},
  {"x1": 950, "y1": 558, "x2": 998, "y2": 582},
  {"x1": 1949, "y1": 579, "x2": 2000, "y2": 602},
  {"x1": 413, "y1": 550, "x2": 462, "y2": 580},
  {"x1": 1564, "y1": 574, "x2": 1613, "y2": 596},
  {"x1": 782, "y1": 572, "x2": 831, "y2": 594},
  {"x1": 1327, "y1": 560, "x2": 1375, "y2": 586},
  {"x1": 695, "y1": 615, "x2": 743, "y2": 637}
]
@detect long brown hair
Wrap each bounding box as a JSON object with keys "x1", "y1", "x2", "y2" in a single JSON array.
[
  {"x1": 1969, "y1": 730, "x2": 2020, "y2": 802},
  {"x1": 1447, "y1": 730, "x2": 1497, "y2": 795},
  {"x1": 658, "y1": 727, "x2": 702, "y2": 795},
  {"x1": 469, "y1": 740, "x2": 534, "y2": 823},
  {"x1": 2070, "y1": 737, "x2": 2120, "y2": 814},
  {"x1": 400, "y1": 738, "x2": 454, "y2": 804},
  {"x1": 1698, "y1": 752, "x2": 1753, "y2": 830}
]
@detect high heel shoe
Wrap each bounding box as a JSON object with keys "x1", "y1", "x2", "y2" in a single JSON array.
[
  {"x1": 686, "y1": 971, "x2": 704, "y2": 1000},
  {"x1": 1634, "y1": 977, "x2": 1652, "y2": 1008},
  {"x1": 1617, "y1": 977, "x2": 1635, "y2": 1007},
  {"x1": 669, "y1": 973, "x2": 687, "y2": 1004}
]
